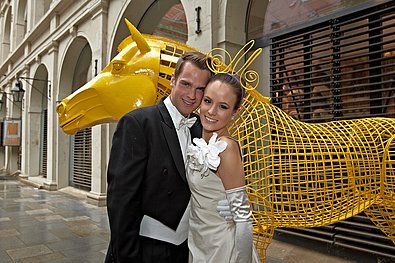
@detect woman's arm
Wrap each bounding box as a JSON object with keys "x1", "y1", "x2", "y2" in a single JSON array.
[
  {"x1": 217, "y1": 138, "x2": 245, "y2": 190},
  {"x1": 217, "y1": 138, "x2": 253, "y2": 263}
]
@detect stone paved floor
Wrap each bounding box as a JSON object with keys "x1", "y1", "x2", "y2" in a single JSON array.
[
  {"x1": 0, "y1": 176, "x2": 390, "y2": 263},
  {"x1": 0, "y1": 177, "x2": 109, "y2": 263}
]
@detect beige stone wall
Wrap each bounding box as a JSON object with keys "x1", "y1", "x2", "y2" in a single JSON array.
[{"x1": 0, "y1": 0, "x2": 267, "y2": 204}]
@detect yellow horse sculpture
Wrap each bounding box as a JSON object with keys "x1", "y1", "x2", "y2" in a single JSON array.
[{"x1": 56, "y1": 19, "x2": 395, "y2": 261}]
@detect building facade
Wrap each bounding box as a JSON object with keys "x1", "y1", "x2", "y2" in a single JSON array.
[
  {"x1": 0, "y1": 0, "x2": 394, "y2": 260},
  {"x1": 0, "y1": 0, "x2": 264, "y2": 203}
]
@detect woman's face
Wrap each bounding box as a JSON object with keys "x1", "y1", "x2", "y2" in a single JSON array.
[{"x1": 199, "y1": 80, "x2": 238, "y2": 134}]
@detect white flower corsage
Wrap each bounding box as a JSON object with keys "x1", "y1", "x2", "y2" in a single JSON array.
[{"x1": 186, "y1": 133, "x2": 227, "y2": 179}]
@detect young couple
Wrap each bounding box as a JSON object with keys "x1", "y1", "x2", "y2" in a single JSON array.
[{"x1": 105, "y1": 51, "x2": 259, "y2": 263}]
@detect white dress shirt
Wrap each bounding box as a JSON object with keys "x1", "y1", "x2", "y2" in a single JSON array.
[{"x1": 139, "y1": 97, "x2": 194, "y2": 245}]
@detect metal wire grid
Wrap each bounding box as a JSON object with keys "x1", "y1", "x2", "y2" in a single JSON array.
[{"x1": 229, "y1": 89, "x2": 395, "y2": 261}]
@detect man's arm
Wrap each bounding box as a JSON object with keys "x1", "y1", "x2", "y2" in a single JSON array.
[{"x1": 107, "y1": 113, "x2": 147, "y2": 262}]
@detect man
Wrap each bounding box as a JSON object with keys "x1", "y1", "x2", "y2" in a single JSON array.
[{"x1": 105, "y1": 52, "x2": 213, "y2": 262}]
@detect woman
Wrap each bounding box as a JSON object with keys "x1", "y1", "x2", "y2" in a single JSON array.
[{"x1": 186, "y1": 72, "x2": 259, "y2": 262}]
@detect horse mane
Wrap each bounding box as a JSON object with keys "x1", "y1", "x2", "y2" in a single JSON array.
[{"x1": 117, "y1": 34, "x2": 201, "y2": 54}]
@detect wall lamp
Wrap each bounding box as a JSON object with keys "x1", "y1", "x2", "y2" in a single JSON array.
[
  {"x1": 0, "y1": 92, "x2": 4, "y2": 109},
  {"x1": 0, "y1": 91, "x2": 22, "y2": 110},
  {"x1": 0, "y1": 77, "x2": 50, "y2": 112},
  {"x1": 13, "y1": 77, "x2": 51, "y2": 102},
  {"x1": 11, "y1": 81, "x2": 25, "y2": 102}
]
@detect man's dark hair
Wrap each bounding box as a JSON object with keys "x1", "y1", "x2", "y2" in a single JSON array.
[{"x1": 174, "y1": 51, "x2": 213, "y2": 80}]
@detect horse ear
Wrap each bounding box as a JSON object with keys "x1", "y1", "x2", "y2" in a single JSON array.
[{"x1": 124, "y1": 18, "x2": 151, "y2": 54}]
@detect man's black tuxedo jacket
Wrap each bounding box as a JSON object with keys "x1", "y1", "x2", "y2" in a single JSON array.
[{"x1": 105, "y1": 99, "x2": 201, "y2": 262}]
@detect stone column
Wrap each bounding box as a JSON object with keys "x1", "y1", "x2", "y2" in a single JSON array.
[
  {"x1": 44, "y1": 41, "x2": 60, "y2": 191},
  {"x1": 183, "y1": 0, "x2": 212, "y2": 52},
  {"x1": 19, "y1": 67, "x2": 32, "y2": 178},
  {"x1": 88, "y1": 125, "x2": 108, "y2": 206},
  {"x1": 86, "y1": 0, "x2": 109, "y2": 206},
  {"x1": 4, "y1": 78, "x2": 23, "y2": 175}
]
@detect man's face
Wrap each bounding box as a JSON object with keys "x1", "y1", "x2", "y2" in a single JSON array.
[{"x1": 169, "y1": 61, "x2": 211, "y2": 117}]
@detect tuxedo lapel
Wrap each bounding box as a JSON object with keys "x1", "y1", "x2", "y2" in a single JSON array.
[
  {"x1": 189, "y1": 112, "x2": 202, "y2": 140},
  {"x1": 157, "y1": 100, "x2": 187, "y2": 183}
]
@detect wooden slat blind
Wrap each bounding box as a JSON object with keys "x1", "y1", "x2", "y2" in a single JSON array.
[
  {"x1": 40, "y1": 109, "x2": 47, "y2": 177},
  {"x1": 71, "y1": 127, "x2": 92, "y2": 190}
]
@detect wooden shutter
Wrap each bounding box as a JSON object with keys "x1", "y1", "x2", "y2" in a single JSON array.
[
  {"x1": 40, "y1": 109, "x2": 47, "y2": 177},
  {"x1": 70, "y1": 128, "x2": 92, "y2": 190}
]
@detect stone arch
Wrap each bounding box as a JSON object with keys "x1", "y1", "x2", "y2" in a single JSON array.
[
  {"x1": 109, "y1": 0, "x2": 184, "y2": 60},
  {"x1": 245, "y1": 0, "x2": 271, "y2": 95},
  {"x1": 59, "y1": 36, "x2": 91, "y2": 99},
  {"x1": 139, "y1": 0, "x2": 186, "y2": 41},
  {"x1": 221, "y1": 0, "x2": 250, "y2": 54},
  {"x1": 15, "y1": 0, "x2": 28, "y2": 45},
  {"x1": 28, "y1": 64, "x2": 49, "y2": 113},
  {"x1": 2, "y1": 7, "x2": 12, "y2": 61},
  {"x1": 33, "y1": 0, "x2": 51, "y2": 25},
  {"x1": 225, "y1": 0, "x2": 250, "y2": 39},
  {"x1": 58, "y1": 36, "x2": 92, "y2": 189},
  {"x1": 108, "y1": 0, "x2": 154, "y2": 60},
  {"x1": 24, "y1": 64, "x2": 49, "y2": 177},
  {"x1": 246, "y1": 0, "x2": 270, "y2": 41}
]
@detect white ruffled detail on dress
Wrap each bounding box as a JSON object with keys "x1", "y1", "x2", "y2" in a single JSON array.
[{"x1": 186, "y1": 133, "x2": 228, "y2": 179}]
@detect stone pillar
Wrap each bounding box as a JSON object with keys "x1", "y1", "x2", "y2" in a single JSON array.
[
  {"x1": 4, "y1": 79, "x2": 23, "y2": 175},
  {"x1": 0, "y1": 9, "x2": 4, "y2": 62},
  {"x1": 86, "y1": 0, "x2": 109, "y2": 206},
  {"x1": 44, "y1": 41, "x2": 60, "y2": 191},
  {"x1": 0, "y1": 87, "x2": 6, "y2": 171},
  {"x1": 25, "y1": 112, "x2": 42, "y2": 176},
  {"x1": 88, "y1": 125, "x2": 108, "y2": 206},
  {"x1": 183, "y1": 0, "x2": 212, "y2": 52},
  {"x1": 183, "y1": 0, "x2": 249, "y2": 55},
  {"x1": 20, "y1": 68, "x2": 32, "y2": 178}
]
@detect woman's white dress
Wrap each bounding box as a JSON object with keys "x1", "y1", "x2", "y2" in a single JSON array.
[{"x1": 186, "y1": 133, "x2": 260, "y2": 263}]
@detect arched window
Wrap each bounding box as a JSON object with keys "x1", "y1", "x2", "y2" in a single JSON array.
[
  {"x1": 16, "y1": 0, "x2": 28, "y2": 45},
  {"x1": 2, "y1": 8, "x2": 12, "y2": 61},
  {"x1": 139, "y1": 1, "x2": 187, "y2": 44},
  {"x1": 153, "y1": 3, "x2": 187, "y2": 43}
]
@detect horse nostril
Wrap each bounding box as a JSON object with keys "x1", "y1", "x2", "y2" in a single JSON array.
[{"x1": 56, "y1": 102, "x2": 65, "y2": 114}]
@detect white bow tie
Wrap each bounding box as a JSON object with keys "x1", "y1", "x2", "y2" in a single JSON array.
[{"x1": 178, "y1": 117, "x2": 197, "y2": 130}]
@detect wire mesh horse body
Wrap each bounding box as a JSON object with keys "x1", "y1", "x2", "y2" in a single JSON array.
[
  {"x1": 56, "y1": 19, "x2": 395, "y2": 262},
  {"x1": 232, "y1": 90, "x2": 395, "y2": 260}
]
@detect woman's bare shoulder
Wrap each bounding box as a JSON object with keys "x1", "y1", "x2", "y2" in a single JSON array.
[{"x1": 218, "y1": 136, "x2": 240, "y2": 155}]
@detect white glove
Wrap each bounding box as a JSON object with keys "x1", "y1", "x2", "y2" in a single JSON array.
[
  {"x1": 216, "y1": 199, "x2": 233, "y2": 221},
  {"x1": 226, "y1": 186, "x2": 253, "y2": 263}
]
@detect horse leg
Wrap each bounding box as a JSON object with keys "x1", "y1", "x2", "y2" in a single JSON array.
[
  {"x1": 365, "y1": 197, "x2": 395, "y2": 245},
  {"x1": 253, "y1": 220, "x2": 275, "y2": 262},
  {"x1": 365, "y1": 136, "x2": 395, "y2": 245},
  {"x1": 365, "y1": 136, "x2": 395, "y2": 248}
]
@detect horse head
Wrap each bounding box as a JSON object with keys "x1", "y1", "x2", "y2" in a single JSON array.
[{"x1": 56, "y1": 19, "x2": 197, "y2": 135}]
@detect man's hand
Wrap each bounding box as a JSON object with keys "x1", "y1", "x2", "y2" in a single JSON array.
[{"x1": 217, "y1": 199, "x2": 233, "y2": 221}]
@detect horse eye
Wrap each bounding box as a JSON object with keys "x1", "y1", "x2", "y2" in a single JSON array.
[{"x1": 111, "y1": 60, "x2": 125, "y2": 73}]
